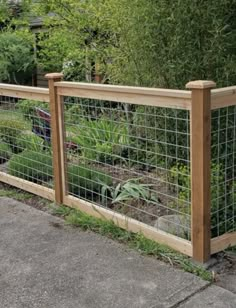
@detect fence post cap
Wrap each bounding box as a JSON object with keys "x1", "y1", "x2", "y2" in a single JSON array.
[
  {"x1": 186, "y1": 80, "x2": 216, "y2": 89},
  {"x1": 45, "y1": 73, "x2": 63, "y2": 80}
]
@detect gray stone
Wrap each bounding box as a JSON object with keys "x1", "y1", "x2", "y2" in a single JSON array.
[
  {"x1": 155, "y1": 214, "x2": 190, "y2": 239},
  {"x1": 0, "y1": 197, "x2": 207, "y2": 308}
]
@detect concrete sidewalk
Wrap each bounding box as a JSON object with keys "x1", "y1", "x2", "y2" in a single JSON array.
[{"x1": 0, "y1": 197, "x2": 235, "y2": 308}]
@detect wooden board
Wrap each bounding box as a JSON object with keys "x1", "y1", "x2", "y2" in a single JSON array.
[
  {"x1": 55, "y1": 82, "x2": 191, "y2": 110},
  {"x1": 63, "y1": 195, "x2": 192, "y2": 256},
  {"x1": 0, "y1": 172, "x2": 55, "y2": 201},
  {"x1": 0, "y1": 83, "x2": 49, "y2": 102},
  {"x1": 211, "y1": 232, "x2": 236, "y2": 254},
  {"x1": 46, "y1": 74, "x2": 65, "y2": 204},
  {"x1": 211, "y1": 86, "x2": 236, "y2": 110},
  {"x1": 187, "y1": 81, "x2": 216, "y2": 263}
]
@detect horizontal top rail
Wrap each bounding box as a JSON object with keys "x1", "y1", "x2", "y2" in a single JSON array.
[
  {"x1": 0, "y1": 83, "x2": 49, "y2": 102},
  {"x1": 55, "y1": 81, "x2": 192, "y2": 110},
  {"x1": 211, "y1": 86, "x2": 236, "y2": 110}
]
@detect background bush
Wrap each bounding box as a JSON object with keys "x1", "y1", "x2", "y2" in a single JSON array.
[
  {"x1": 0, "y1": 31, "x2": 35, "y2": 84},
  {"x1": 68, "y1": 117, "x2": 129, "y2": 164},
  {"x1": 169, "y1": 163, "x2": 235, "y2": 237},
  {"x1": 132, "y1": 106, "x2": 189, "y2": 169},
  {"x1": 16, "y1": 132, "x2": 45, "y2": 152},
  {"x1": 68, "y1": 164, "x2": 112, "y2": 199},
  {"x1": 0, "y1": 143, "x2": 12, "y2": 164},
  {"x1": 108, "y1": 0, "x2": 236, "y2": 88},
  {"x1": 17, "y1": 99, "x2": 49, "y2": 121},
  {"x1": 0, "y1": 112, "x2": 31, "y2": 152},
  {"x1": 8, "y1": 150, "x2": 53, "y2": 183},
  {"x1": 8, "y1": 149, "x2": 112, "y2": 201}
]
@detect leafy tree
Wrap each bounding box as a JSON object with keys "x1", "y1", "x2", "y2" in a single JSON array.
[
  {"x1": 33, "y1": 0, "x2": 236, "y2": 88},
  {"x1": 105, "y1": 0, "x2": 236, "y2": 88},
  {"x1": 0, "y1": 0, "x2": 30, "y2": 29},
  {"x1": 33, "y1": 0, "x2": 114, "y2": 81},
  {"x1": 0, "y1": 31, "x2": 35, "y2": 84}
]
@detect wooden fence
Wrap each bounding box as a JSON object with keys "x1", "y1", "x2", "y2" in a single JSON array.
[{"x1": 0, "y1": 73, "x2": 235, "y2": 264}]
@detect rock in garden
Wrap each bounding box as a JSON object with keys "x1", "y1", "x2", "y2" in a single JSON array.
[{"x1": 154, "y1": 215, "x2": 190, "y2": 239}]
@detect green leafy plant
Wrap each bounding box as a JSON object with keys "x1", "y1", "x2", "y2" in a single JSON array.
[
  {"x1": 66, "y1": 103, "x2": 83, "y2": 124},
  {"x1": 8, "y1": 150, "x2": 53, "y2": 184},
  {"x1": 68, "y1": 118, "x2": 129, "y2": 164},
  {"x1": 0, "y1": 112, "x2": 31, "y2": 151},
  {"x1": 68, "y1": 164, "x2": 112, "y2": 199},
  {"x1": 100, "y1": 178, "x2": 157, "y2": 205},
  {"x1": 0, "y1": 142, "x2": 12, "y2": 164},
  {"x1": 169, "y1": 164, "x2": 190, "y2": 200},
  {"x1": 132, "y1": 106, "x2": 189, "y2": 169},
  {"x1": 16, "y1": 133, "x2": 45, "y2": 152},
  {"x1": 107, "y1": 0, "x2": 236, "y2": 88},
  {"x1": 0, "y1": 31, "x2": 34, "y2": 84},
  {"x1": 62, "y1": 51, "x2": 87, "y2": 82},
  {"x1": 17, "y1": 99, "x2": 49, "y2": 120},
  {"x1": 169, "y1": 163, "x2": 236, "y2": 237}
]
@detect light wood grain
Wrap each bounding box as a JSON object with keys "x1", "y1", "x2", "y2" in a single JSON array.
[
  {"x1": 0, "y1": 83, "x2": 49, "y2": 102},
  {"x1": 46, "y1": 74, "x2": 65, "y2": 204},
  {"x1": 211, "y1": 232, "x2": 236, "y2": 254},
  {"x1": 0, "y1": 172, "x2": 54, "y2": 201},
  {"x1": 63, "y1": 195, "x2": 192, "y2": 256},
  {"x1": 211, "y1": 86, "x2": 236, "y2": 109},
  {"x1": 55, "y1": 82, "x2": 191, "y2": 109},
  {"x1": 187, "y1": 81, "x2": 215, "y2": 263}
]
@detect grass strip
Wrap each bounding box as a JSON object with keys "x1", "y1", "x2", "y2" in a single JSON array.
[{"x1": 53, "y1": 204, "x2": 213, "y2": 281}]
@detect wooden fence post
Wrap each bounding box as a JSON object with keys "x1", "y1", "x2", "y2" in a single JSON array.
[
  {"x1": 45, "y1": 73, "x2": 65, "y2": 204},
  {"x1": 186, "y1": 80, "x2": 216, "y2": 263}
]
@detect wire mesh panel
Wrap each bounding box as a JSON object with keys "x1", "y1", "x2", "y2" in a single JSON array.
[
  {"x1": 0, "y1": 95, "x2": 53, "y2": 188},
  {"x1": 63, "y1": 97, "x2": 191, "y2": 240},
  {"x1": 211, "y1": 106, "x2": 236, "y2": 238}
]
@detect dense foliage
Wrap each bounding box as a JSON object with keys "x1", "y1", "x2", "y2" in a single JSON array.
[
  {"x1": 8, "y1": 150, "x2": 53, "y2": 183},
  {"x1": 31, "y1": 0, "x2": 236, "y2": 88},
  {"x1": 0, "y1": 31, "x2": 35, "y2": 84}
]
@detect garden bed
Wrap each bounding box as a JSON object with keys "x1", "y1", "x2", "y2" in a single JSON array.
[{"x1": 0, "y1": 99, "x2": 189, "y2": 236}]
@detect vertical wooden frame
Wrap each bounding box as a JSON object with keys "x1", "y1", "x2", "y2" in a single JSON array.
[
  {"x1": 46, "y1": 73, "x2": 65, "y2": 204},
  {"x1": 186, "y1": 80, "x2": 216, "y2": 263}
]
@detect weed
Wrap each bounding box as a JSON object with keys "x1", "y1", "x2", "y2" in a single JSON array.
[
  {"x1": 0, "y1": 189, "x2": 33, "y2": 201},
  {"x1": 100, "y1": 178, "x2": 157, "y2": 204}
]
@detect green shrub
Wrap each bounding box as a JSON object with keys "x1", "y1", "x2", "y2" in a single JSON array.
[
  {"x1": 169, "y1": 163, "x2": 236, "y2": 237},
  {"x1": 17, "y1": 99, "x2": 49, "y2": 121},
  {"x1": 132, "y1": 106, "x2": 189, "y2": 169},
  {"x1": 8, "y1": 151, "x2": 53, "y2": 183},
  {"x1": 66, "y1": 103, "x2": 83, "y2": 124},
  {"x1": 0, "y1": 31, "x2": 34, "y2": 84},
  {"x1": 8, "y1": 150, "x2": 112, "y2": 199},
  {"x1": 68, "y1": 117, "x2": 129, "y2": 164},
  {"x1": 16, "y1": 132, "x2": 45, "y2": 152},
  {"x1": 0, "y1": 112, "x2": 31, "y2": 151},
  {"x1": 0, "y1": 143, "x2": 12, "y2": 164},
  {"x1": 62, "y1": 52, "x2": 87, "y2": 82},
  {"x1": 108, "y1": 0, "x2": 236, "y2": 88},
  {"x1": 68, "y1": 164, "x2": 112, "y2": 199}
]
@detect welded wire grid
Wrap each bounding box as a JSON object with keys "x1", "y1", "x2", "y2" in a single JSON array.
[
  {"x1": 0, "y1": 95, "x2": 53, "y2": 188},
  {"x1": 211, "y1": 106, "x2": 236, "y2": 238},
  {"x1": 63, "y1": 97, "x2": 191, "y2": 240}
]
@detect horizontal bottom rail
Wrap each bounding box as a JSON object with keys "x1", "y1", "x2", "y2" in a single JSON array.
[
  {"x1": 0, "y1": 172, "x2": 55, "y2": 201},
  {"x1": 0, "y1": 173, "x2": 193, "y2": 256},
  {"x1": 63, "y1": 195, "x2": 192, "y2": 257},
  {"x1": 211, "y1": 232, "x2": 236, "y2": 254}
]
